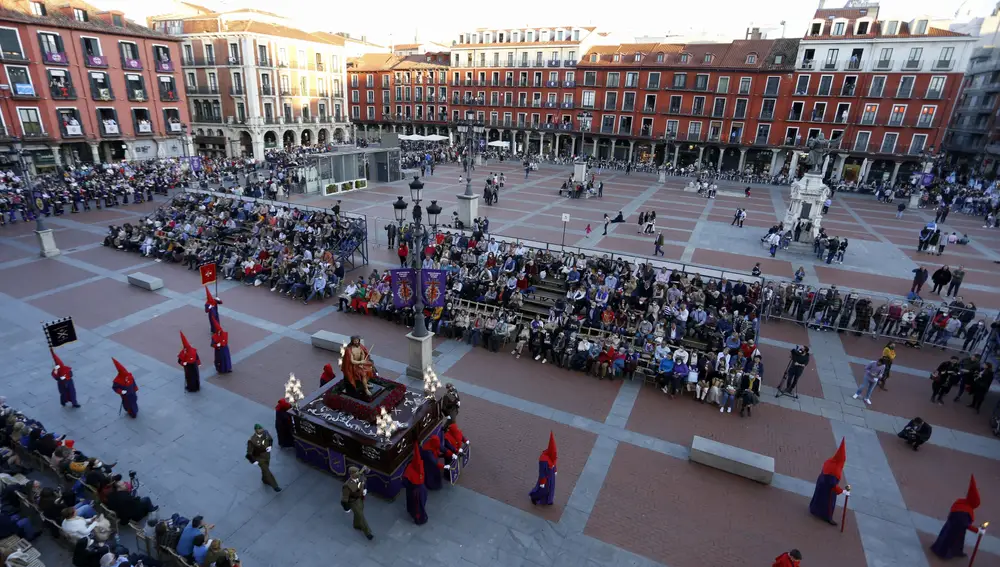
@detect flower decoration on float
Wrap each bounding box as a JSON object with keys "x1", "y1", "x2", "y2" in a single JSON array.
[
  {"x1": 423, "y1": 366, "x2": 441, "y2": 399},
  {"x1": 284, "y1": 373, "x2": 304, "y2": 407},
  {"x1": 375, "y1": 406, "x2": 399, "y2": 440}
]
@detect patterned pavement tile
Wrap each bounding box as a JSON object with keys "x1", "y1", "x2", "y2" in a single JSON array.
[
  {"x1": 447, "y1": 345, "x2": 623, "y2": 423},
  {"x1": 625, "y1": 385, "x2": 833, "y2": 481},
  {"x1": 456, "y1": 395, "x2": 596, "y2": 524},
  {"x1": 109, "y1": 303, "x2": 273, "y2": 368},
  {"x1": 585, "y1": 443, "x2": 867, "y2": 567},
  {"x1": 31, "y1": 277, "x2": 167, "y2": 329},
  {"x1": 214, "y1": 336, "x2": 336, "y2": 407},
  {"x1": 66, "y1": 245, "x2": 153, "y2": 271},
  {"x1": 848, "y1": 362, "x2": 998, "y2": 438},
  {"x1": 879, "y1": 431, "x2": 1000, "y2": 523},
  {"x1": 0, "y1": 259, "x2": 99, "y2": 298}
]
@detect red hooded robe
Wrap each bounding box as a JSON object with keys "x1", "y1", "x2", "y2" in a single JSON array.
[
  {"x1": 809, "y1": 438, "x2": 846, "y2": 524},
  {"x1": 403, "y1": 443, "x2": 428, "y2": 524}
]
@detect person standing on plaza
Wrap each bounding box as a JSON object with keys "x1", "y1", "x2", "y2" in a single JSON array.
[
  {"x1": 931, "y1": 356, "x2": 960, "y2": 404},
  {"x1": 968, "y1": 362, "x2": 994, "y2": 413},
  {"x1": 910, "y1": 266, "x2": 929, "y2": 295},
  {"x1": 947, "y1": 265, "x2": 965, "y2": 297},
  {"x1": 779, "y1": 346, "x2": 809, "y2": 396},
  {"x1": 852, "y1": 357, "x2": 886, "y2": 405},
  {"x1": 50, "y1": 348, "x2": 80, "y2": 408},
  {"x1": 397, "y1": 241, "x2": 409, "y2": 268},
  {"x1": 211, "y1": 315, "x2": 232, "y2": 374},
  {"x1": 879, "y1": 343, "x2": 895, "y2": 390},
  {"x1": 930, "y1": 265, "x2": 952, "y2": 295},
  {"x1": 401, "y1": 445, "x2": 428, "y2": 525},
  {"x1": 385, "y1": 223, "x2": 396, "y2": 249},
  {"x1": 529, "y1": 432, "x2": 557, "y2": 506},
  {"x1": 896, "y1": 202, "x2": 906, "y2": 219},
  {"x1": 204, "y1": 287, "x2": 223, "y2": 332},
  {"x1": 809, "y1": 438, "x2": 849, "y2": 526},
  {"x1": 585, "y1": 223, "x2": 592, "y2": 238},
  {"x1": 177, "y1": 331, "x2": 201, "y2": 393},
  {"x1": 603, "y1": 214, "x2": 610, "y2": 236},
  {"x1": 111, "y1": 358, "x2": 139, "y2": 419},
  {"x1": 342, "y1": 466, "x2": 373, "y2": 540},
  {"x1": 637, "y1": 211, "x2": 646, "y2": 233},
  {"x1": 653, "y1": 231, "x2": 665, "y2": 256},
  {"x1": 767, "y1": 231, "x2": 781, "y2": 257},
  {"x1": 246, "y1": 424, "x2": 281, "y2": 492},
  {"x1": 930, "y1": 476, "x2": 983, "y2": 559}
]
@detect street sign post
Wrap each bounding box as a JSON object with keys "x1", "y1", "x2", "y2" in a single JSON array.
[{"x1": 561, "y1": 213, "x2": 570, "y2": 249}]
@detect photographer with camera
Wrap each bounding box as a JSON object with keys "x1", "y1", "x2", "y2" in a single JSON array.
[
  {"x1": 104, "y1": 475, "x2": 157, "y2": 523},
  {"x1": 897, "y1": 417, "x2": 932, "y2": 451},
  {"x1": 778, "y1": 346, "x2": 810, "y2": 397}
]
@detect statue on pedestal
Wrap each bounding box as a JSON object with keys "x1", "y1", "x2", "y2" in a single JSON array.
[
  {"x1": 805, "y1": 133, "x2": 831, "y2": 175},
  {"x1": 342, "y1": 335, "x2": 374, "y2": 397}
]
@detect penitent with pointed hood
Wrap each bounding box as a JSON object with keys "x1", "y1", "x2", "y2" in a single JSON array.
[
  {"x1": 50, "y1": 348, "x2": 80, "y2": 408},
  {"x1": 111, "y1": 358, "x2": 139, "y2": 418},
  {"x1": 320, "y1": 363, "x2": 336, "y2": 386},
  {"x1": 931, "y1": 475, "x2": 984, "y2": 559},
  {"x1": 211, "y1": 314, "x2": 232, "y2": 374},
  {"x1": 529, "y1": 432, "x2": 558, "y2": 506},
  {"x1": 204, "y1": 286, "x2": 222, "y2": 331},
  {"x1": 402, "y1": 443, "x2": 428, "y2": 525},
  {"x1": 809, "y1": 438, "x2": 848, "y2": 525},
  {"x1": 177, "y1": 331, "x2": 201, "y2": 393}
]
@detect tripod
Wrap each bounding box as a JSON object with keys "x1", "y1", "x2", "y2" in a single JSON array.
[{"x1": 774, "y1": 358, "x2": 799, "y2": 399}]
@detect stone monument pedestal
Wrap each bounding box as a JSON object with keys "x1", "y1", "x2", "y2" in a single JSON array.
[
  {"x1": 456, "y1": 194, "x2": 479, "y2": 227},
  {"x1": 783, "y1": 172, "x2": 830, "y2": 239},
  {"x1": 405, "y1": 331, "x2": 434, "y2": 379},
  {"x1": 35, "y1": 229, "x2": 61, "y2": 258},
  {"x1": 573, "y1": 161, "x2": 587, "y2": 183},
  {"x1": 908, "y1": 192, "x2": 921, "y2": 209},
  {"x1": 658, "y1": 169, "x2": 666, "y2": 183}
]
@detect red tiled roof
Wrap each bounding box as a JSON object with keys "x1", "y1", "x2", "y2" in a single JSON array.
[
  {"x1": 718, "y1": 39, "x2": 774, "y2": 68},
  {"x1": 803, "y1": 25, "x2": 969, "y2": 40},
  {"x1": 581, "y1": 39, "x2": 790, "y2": 70}
]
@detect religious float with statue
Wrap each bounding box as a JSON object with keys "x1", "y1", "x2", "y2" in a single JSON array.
[{"x1": 286, "y1": 335, "x2": 463, "y2": 498}]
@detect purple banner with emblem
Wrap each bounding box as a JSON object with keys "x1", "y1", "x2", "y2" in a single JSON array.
[
  {"x1": 420, "y1": 269, "x2": 447, "y2": 308},
  {"x1": 391, "y1": 268, "x2": 416, "y2": 309}
]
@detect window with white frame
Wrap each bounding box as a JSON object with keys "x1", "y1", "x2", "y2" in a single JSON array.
[
  {"x1": 854, "y1": 131, "x2": 870, "y2": 152},
  {"x1": 888, "y1": 104, "x2": 906, "y2": 127},
  {"x1": 17, "y1": 107, "x2": 43, "y2": 134},
  {"x1": 910, "y1": 133, "x2": 927, "y2": 154},
  {"x1": 880, "y1": 132, "x2": 897, "y2": 153},
  {"x1": 917, "y1": 106, "x2": 936, "y2": 127}
]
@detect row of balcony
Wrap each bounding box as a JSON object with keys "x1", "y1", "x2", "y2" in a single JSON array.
[
  {"x1": 198, "y1": 114, "x2": 345, "y2": 125},
  {"x1": 791, "y1": 87, "x2": 943, "y2": 100},
  {"x1": 11, "y1": 81, "x2": 180, "y2": 104},
  {"x1": 799, "y1": 58, "x2": 955, "y2": 72},
  {"x1": 186, "y1": 85, "x2": 343, "y2": 98},
  {"x1": 453, "y1": 60, "x2": 578, "y2": 69},
  {"x1": 12, "y1": 113, "x2": 185, "y2": 142},
  {"x1": 16, "y1": 50, "x2": 175, "y2": 72},
  {"x1": 183, "y1": 55, "x2": 340, "y2": 72},
  {"x1": 449, "y1": 80, "x2": 577, "y2": 88}
]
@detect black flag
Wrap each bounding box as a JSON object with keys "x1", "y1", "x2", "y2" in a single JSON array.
[{"x1": 43, "y1": 317, "x2": 77, "y2": 348}]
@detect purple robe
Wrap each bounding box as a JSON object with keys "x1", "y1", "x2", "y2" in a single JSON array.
[
  {"x1": 113, "y1": 383, "x2": 139, "y2": 418},
  {"x1": 274, "y1": 410, "x2": 294, "y2": 448},
  {"x1": 529, "y1": 460, "x2": 555, "y2": 505},
  {"x1": 205, "y1": 304, "x2": 220, "y2": 330},
  {"x1": 808, "y1": 473, "x2": 841, "y2": 523},
  {"x1": 402, "y1": 479, "x2": 428, "y2": 525},
  {"x1": 420, "y1": 448, "x2": 443, "y2": 491},
  {"x1": 930, "y1": 511, "x2": 973, "y2": 559},
  {"x1": 214, "y1": 345, "x2": 232, "y2": 374}
]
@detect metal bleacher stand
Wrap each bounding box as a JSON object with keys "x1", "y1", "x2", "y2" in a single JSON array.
[{"x1": 436, "y1": 227, "x2": 765, "y2": 386}]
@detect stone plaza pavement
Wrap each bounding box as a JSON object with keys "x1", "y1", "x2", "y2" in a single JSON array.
[{"x1": 0, "y1": 163, "x2": 999, "y2": 567}]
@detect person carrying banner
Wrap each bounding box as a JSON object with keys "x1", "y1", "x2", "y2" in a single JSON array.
[
  {"x1": 204, "y1": 286, "x2": 223, "y2": 331},
  {"x1": 50, "y1": 348, "x2": 80, "y2": 408}
]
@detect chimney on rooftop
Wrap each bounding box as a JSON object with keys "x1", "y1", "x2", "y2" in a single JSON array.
[
  {"x1": 817, "y1": 0, "x2": 826, "y2": 9},
  {"x1": 750, "y1": 27, "x2": 762, "y2": 40}
]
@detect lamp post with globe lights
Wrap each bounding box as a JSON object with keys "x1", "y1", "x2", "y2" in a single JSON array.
[{"x1": 393, "y1": 176, "x2": 441, "y2": 377}]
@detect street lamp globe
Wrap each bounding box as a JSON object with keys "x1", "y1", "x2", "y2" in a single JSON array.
[
  {"x1": 408, "y1": 175, "x2": 424, "y2": 203},
  {"x1": 392, "y1": 195, "x2": 408, "y2": 224},
  {"x1": 426, "y1": 199, "x2": 442, "y2": 228}
]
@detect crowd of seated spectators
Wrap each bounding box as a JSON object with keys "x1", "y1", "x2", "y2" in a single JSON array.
[
  {"x1": 107, "y1": 192, "x2": 366, "y2": 305},
  {"x1": 346, "y1": 228, "x2": 768, "y2": 414},
  {"x1": 0, "y1": 400, "x2": 240, "y2": 566}
]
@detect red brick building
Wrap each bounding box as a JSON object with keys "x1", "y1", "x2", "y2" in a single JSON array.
[
  {"x1": 347, "y1": 52, "x2": 451, "y2": 140},
  {"x1": 0, "y1": 0, "x2": 191, "y2": 170}
]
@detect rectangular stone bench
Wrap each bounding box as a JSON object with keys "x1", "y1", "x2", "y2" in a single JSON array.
[
  {"x1": 311, "y1": 331, "x2": 343, "y2": 352},
  {"x1": 126, "y1": 272, "x2": 163, "y2": 291},
  {"x1": 689, "y1": 435, "x2": 774, "y2": 485}
]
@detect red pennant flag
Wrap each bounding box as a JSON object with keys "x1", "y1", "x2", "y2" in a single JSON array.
[{"x1": 199, "y1": 263, "x2": 217, "y2": 286}]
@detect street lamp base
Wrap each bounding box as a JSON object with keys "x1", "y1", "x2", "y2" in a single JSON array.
[
  {"x1": 456, "y1": 194, "x2": 479, "y2": 228},
  {"x1": 35, "y1": 229, "x2": 61, "y2": 258},
  {"x1": 405, "y1": 331, "x2": 435, "y2": 379}
]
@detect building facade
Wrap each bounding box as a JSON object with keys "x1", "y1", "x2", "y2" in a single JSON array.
[
  {"x1": 348, "y1": 52, "x2": 452, "y2": 140},
  {"x1": 793, "y1": 4, "x2": 974, "y2": 184},
  {"x1": 148, "y1": 6, "x2": 355, "y2": 158},
  {"x1": 0, "y1": 0, "x2": 191, "y2": 171},
  {"x1": 348, "y1": 10, "x2": 970, "y2": 187}
]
